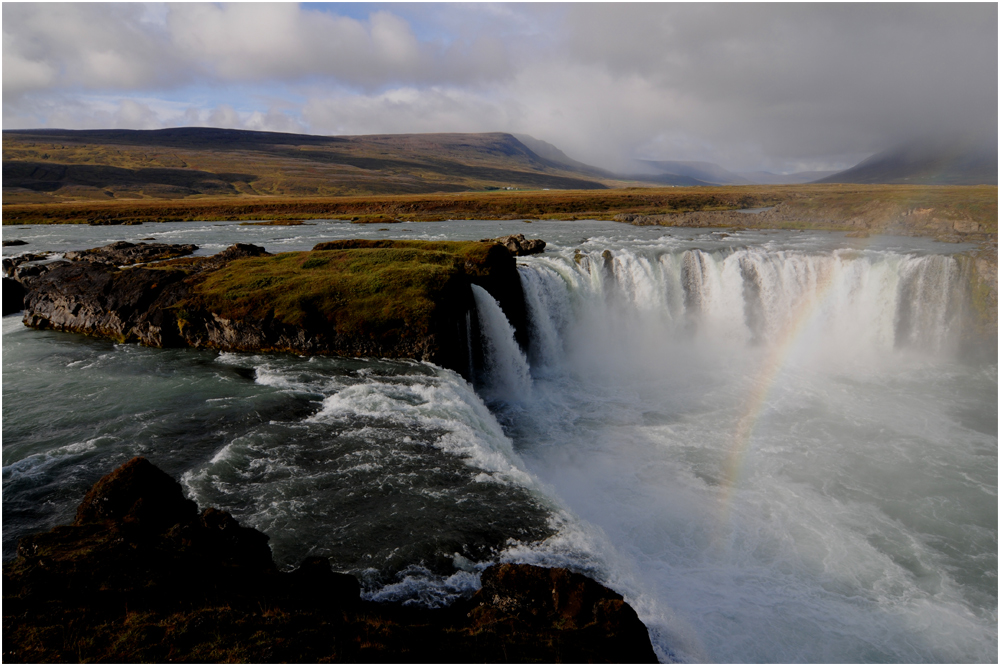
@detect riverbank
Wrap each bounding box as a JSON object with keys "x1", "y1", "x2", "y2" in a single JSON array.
[{"x1": 4, "y1": 184, "x2": 996, "y2": 240}]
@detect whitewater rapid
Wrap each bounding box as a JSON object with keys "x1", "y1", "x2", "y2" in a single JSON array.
[
  {"x1": 481, "y1": 241, "x2": 995, "y2": 662},
  {"x1": 2, "y1": 221, "x2": 995, "y2": 663}
]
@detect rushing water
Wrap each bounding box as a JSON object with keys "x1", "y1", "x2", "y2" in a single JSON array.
[{"x1": 2, "y1": 220, "x2": 996, "y2": 662}]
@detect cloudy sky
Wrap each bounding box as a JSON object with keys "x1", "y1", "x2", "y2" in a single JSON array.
[{"x1": 3, "y1": 2, "x2": 997, "y2": 173}]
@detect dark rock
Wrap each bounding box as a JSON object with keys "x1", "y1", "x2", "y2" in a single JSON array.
[
  {"x1": 2, "y1": 277, "x2": 26, "y2": 315},
  {"x1": 89, "y1": 218, "x2": 142, "y2": 225},
  {"x1": 75, "y1": 456, "x2": 199, "y2": 529},
  {"x1": 213, "y1": 242, "x2": 270, "y2": 261},
  {"x1": 22, "y1": 260, "x2": 191, "y2": 347},
  {"x1": 461, "y1": 241, "x2": 531, "y2": 351},
  {"x1": 64, "y1": 241, "x2": 197, "y2": 265},
  {"x1": 3, "y1": 458, "x2": 658, "y2": 663},
  {"x1": 10, "y1": 259, "x2": 56, "y2": 282},
  {"x1": 196, "y1": 507, "x2": 275, "y2": 571},
  {"x1": 288, "y1": 556, "x2": 363, "y2": 605},
  {"x1": 480, "y1": 233, "x2": 546, "y2": 256},
  {"x1": 2, "y1": 239, "x2": 28, "y2": 247},
  {"x1": 2, "y1": 252, "x2": 50, "y2": 278},
  {"x1": 470, "y1": 563, "x2": 658, "y2": 663}
]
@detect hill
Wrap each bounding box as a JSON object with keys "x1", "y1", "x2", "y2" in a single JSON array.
[
  {"x1": 511, "y1": 133, "x2": 615, "y2": 179},
  {"x1": 2, "y1": 128, "x2": 611, "y2": 202},
  {"x1": 817, "y1": 138, "x2": 998, "y2": 185}
]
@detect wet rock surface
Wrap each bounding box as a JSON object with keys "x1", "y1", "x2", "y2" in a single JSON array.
[
  {"x1": 63, "y1": 240, "x2": 198, "y2": 265},
  {"x1": 3, "y1": 458, "x2": 657, "y2": 663},
  {"x1": 21, "y1": 259, "x2": 193, "y2": 347},
  {"x1": 480, "y1": 233, "x2": 547, "y2": 256},
  {"x1": 2, "y1": 252, "x2": 52, "y2": 278}
]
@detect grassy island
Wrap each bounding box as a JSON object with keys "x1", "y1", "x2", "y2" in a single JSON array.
[
  {"x1": 19, "y1": 240, "x2": 524, "y2": 376},
  {"x1": 178, "y1": 240, "x2": 497, "y2": 341}
]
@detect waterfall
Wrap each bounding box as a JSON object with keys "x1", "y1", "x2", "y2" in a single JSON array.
[
  {"x1": 517, "y1": 265, "x2": 572, "y2": 371},
  {"x1": 507, "y1": 243, "x2": 990, "y2": 663},
  {"x1": 517, "y1": 247, "x2": 970, "y2": 361},
  {"x1": 470, "y1": 284, "x2": 532, "y2": 402}
]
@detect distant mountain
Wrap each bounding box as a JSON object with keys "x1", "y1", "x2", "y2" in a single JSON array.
[
  {"x1": 633, "y1": 160, "x2": 752, "y2": 186},
  {"x1": 511, "y1": 134, "x2": 615, "y2": 178},
  {"x1": 635, "y1": 161, "x2": 838, "y2": 186},
  {"x1": 2, "y1": 128, "x2": 610, "y2": 201},
  {"x1": 738, "y1": 170, "x2": 838, "y2": 185},
  {"x1": 817, "y1": 138, "x2": 998, "y2": 185}
]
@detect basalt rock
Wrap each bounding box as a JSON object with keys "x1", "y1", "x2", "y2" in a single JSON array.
[
  {"x1": 466, "y1": 563, "x2": 658, "y2": 663},
  {"x1": 3, "y1": 458, "x2": 657, "y2": 663},
  {"x1": 22, "y1": 259, "x2": 192, "y2": 347},
  {"x1": 480, "y1": 233, "x2": 546, "y2": 256},
  {"x1": 63, "y1": 241, "x2": 197, "y2": 265},
  {"x1": 455, "y1": 240, "x2": 531, "y2": 351},
  {"x1": 74, "y1": 456, "x2": 199, "y2": 529},
  {"x1": 2, "y1": 252, "x2": 51, "y2": 278}
]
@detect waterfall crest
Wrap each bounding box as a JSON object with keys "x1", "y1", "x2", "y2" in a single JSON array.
[{"x1": 518, "y1": 247, "x2": 971, "y2": 363}]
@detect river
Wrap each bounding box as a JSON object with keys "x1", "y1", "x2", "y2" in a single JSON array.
[{"x1": 3, "y1": 219, "x2": 996, "y2": 662}]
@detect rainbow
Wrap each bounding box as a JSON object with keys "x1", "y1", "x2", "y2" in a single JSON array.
[{"x1": 715, "y1": 260, "x2": 842, "y2": 536}]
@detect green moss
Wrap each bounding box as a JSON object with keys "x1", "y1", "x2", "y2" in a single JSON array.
[{"x1": 181, "y1": 241, "x2": 493, "y2": 340}]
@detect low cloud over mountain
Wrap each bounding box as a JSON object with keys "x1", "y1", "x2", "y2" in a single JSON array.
[{"x1": 3, "y1": 4, "x2": 996, "y2": 175}]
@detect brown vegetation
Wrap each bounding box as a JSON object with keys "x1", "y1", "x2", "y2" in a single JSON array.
[
  {"x1": 4, "y1": 184, "x2": 995, "y2": 242},
  {"x1": 1, "y1": 186, "x2": 775, "y2": 224},
  {"x1": 2, "y1": 129, "x2": 611, "y2": 202}
]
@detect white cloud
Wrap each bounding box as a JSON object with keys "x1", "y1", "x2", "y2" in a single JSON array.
[
  {"x1": 206, "y1": 104, "x2": 242, "y2": 129},
  {"x1": 303, "y1": 86, "x2": 513, "y2": 136},
  {"x1": 115, "y1": 99, "x2": 160, "y2": 129},
  {"x1": 244, "y1": 108, "x2": 308, "y2": 134},
  {"x1": 2, "y1": 3, "x2": 179, "y2": 99},
  {"x1": 2, "y1": 2, "x2": 513, "y2": 100}
]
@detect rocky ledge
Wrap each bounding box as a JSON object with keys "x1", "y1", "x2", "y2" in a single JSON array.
[
  {"x1": 61, "y1": 240, "x2": 198, "y2": 264},
  {"x1": 479, "y1": 234, "x2": 546, "y2": 256},
  {"x1": 3, "y1": 458, "x2": 657, "y2": 663},
  {"x1": 10, "y1": 239, "x2": 543, "y2": 379}
]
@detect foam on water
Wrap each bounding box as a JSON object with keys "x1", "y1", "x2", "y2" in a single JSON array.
[
  {"x1": 308, "y1": 368, "x2": 535, "y2": 486},
  {"x1": 178, "y1": 356, "x2": 558, "y2": 602},
  {"x1": 364, "y1": 566, "x2": 483, "y2": 608},
  {"x1": 494, "y1": 244, "x2": 996, "y2": 662},
  {"x1": 3, "y1": 222, "x2": 994, "y2": 662}
]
